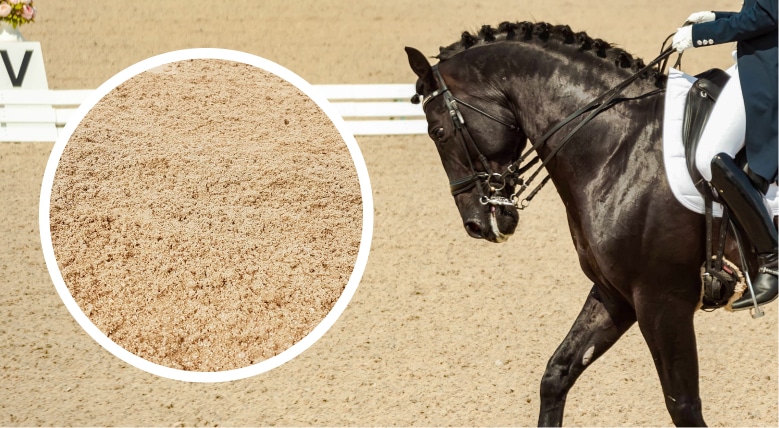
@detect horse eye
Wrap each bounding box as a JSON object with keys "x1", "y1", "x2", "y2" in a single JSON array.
[{"x1": 432, "y1": 127, "x2": 446, "y2": 141}]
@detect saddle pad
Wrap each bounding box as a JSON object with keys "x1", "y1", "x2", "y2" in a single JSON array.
[{"x1": 663, "y1": 67, "x2": 779, "y2": 217}]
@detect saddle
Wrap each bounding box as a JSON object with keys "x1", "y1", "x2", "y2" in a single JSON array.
[
  {"x1": 679, "y1": 68, "x2": 747, "y2": 310},
  {"x1": 682, "y1": 68, "x2": 730, "y2": 195}
]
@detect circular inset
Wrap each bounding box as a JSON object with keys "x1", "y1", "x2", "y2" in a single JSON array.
[{"x1": 39, "y1": 49, "x2": 372, "y2": 382}]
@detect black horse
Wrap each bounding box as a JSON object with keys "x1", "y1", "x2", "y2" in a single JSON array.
[{"x1": 406, "y1": 22, "x2": 760, "y2": 426}]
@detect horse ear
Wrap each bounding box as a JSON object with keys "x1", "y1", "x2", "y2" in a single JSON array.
[{"x1": 404, "y1": 47, "x2": 436, "y2": 89}]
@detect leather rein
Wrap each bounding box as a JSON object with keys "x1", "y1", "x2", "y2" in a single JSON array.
[{"x1": 420, "y1": 45, "x2": 677, "y2": 210}]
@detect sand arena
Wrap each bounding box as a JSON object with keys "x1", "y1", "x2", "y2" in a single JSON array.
[{"x1": 1, "y1": 0, "x2": 776, "y2": 425}]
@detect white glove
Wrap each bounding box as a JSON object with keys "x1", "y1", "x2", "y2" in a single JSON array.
[
  {"x1": 672, "y1": 26, "x2": 694, "y2": 52},
  {"x1": 686, "y1": 11, "x2": 716, "y2": 23}
]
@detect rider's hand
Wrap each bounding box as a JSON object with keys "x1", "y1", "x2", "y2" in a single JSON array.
[
  {"x1": 685, "y1": 11, "x2": 716, "y2": 24},
  {"x1": 672, "y1": 26, "x2": 694, "y2": 52}
]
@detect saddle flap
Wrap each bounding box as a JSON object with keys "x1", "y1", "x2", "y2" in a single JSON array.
[{"x1": 682, "y1": 68, "x2": 730, "y2": 193}]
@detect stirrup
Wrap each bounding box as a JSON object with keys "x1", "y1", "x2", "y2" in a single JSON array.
[
  {"x1": 730, "y1": 226, "x2": 771, "y2": 318},
  {"x1": 709, "y1": 153, "x2": 778, "y2": 318}
]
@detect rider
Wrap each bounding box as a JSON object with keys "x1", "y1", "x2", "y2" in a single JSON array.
[{"x1": 672, "y1": 0, "x2": 778, "y2": 310}]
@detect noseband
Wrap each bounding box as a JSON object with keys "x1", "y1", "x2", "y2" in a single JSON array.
[{"x1": 420, "y1": 46, "x2": 676, "y2": 209}]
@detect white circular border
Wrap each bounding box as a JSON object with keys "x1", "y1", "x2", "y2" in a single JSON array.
[{"x1": 39, "y1": 48, "x2": 373, "y2": 383}]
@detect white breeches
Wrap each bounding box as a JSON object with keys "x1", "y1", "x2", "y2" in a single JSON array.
[{"x1": 695, "y1": 65, "x2": 746, "y2": 181}]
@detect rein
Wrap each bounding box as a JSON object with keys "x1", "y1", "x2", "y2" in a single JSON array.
[{"x1": 422, "y1": 44, "x2": 677, "y2": 209}]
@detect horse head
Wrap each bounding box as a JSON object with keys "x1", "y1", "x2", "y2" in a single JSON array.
[{"x1": 405, "y1": 46, "x2": 528, "y2": 243}]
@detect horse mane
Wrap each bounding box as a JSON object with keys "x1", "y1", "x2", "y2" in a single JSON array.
[{"x1": 437, "y1": 21, "x2": 666, "y2": 88}]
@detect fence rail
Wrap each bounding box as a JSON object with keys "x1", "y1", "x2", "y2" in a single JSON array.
[{"x1": 0, "y1": 84, "x2": 426, "y2": 142}]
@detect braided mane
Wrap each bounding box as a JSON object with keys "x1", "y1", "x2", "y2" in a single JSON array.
[{"x1": 437, "y1": 21, "x2": 666, "y2": 88}]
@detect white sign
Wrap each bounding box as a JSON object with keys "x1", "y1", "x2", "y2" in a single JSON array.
[{"x1": 0, "y1": 41, "x2": 48, "y2": 89}]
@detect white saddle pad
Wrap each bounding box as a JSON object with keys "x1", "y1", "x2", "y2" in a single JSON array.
[{"x1": 662, "y1": 67, "x2": 779, "y2": 217}]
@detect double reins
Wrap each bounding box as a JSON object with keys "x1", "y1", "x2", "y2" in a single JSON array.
[{"x1": 423, "y1": 37, "x2": 679, "y2": 209}]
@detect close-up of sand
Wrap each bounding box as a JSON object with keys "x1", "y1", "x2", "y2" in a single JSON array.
[
  {"x1": 48, "y1": 59, "x2": 361, "y2": 372},
  {"x1": 1, "y1": 0, "x2": 777, "y2": 426}
]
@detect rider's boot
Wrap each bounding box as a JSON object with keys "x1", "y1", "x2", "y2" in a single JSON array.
[{"x1": 710, "y1": 153, "x2": 778, "y2": 310}]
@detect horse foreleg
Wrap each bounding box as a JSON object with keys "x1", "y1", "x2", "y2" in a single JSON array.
[
  {"x1": 635, "y1": 295, "x2": 706, "y2": 426},
  {"x1": 538, "y1": 285, "x2": 636, "y2": 427}
]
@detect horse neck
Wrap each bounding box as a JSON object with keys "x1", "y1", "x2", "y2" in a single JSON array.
[
  {"x1": 492, "y1": 45, "x2": 664, "y2": 174},
  {"x1": 496, "y1": 47, "x2": 654, "y2": 139},
  {"x1": 490, "y1": 44, "x2": 665, "y2": 208}
]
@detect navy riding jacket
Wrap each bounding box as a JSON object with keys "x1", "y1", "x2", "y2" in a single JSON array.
[{"x1": 692, "y1": 0, "x2": 778, "y2": 182}]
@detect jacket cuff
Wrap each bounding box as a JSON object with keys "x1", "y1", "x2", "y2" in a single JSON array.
[{"x1": 691, "y1": 22, "x2": 719, "y2": 47}]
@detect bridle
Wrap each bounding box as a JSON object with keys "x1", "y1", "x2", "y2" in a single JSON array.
[
  {"x1": 420, "y1": 45, "x2": 677, "y2": 210},
  {"x1": 422, "y1": 64, "x2": 523, "y2": 208}
]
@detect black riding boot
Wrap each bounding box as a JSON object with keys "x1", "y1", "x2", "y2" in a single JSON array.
[{"x1": 710, "y1": 153, "x2": 778, "y2": 310}]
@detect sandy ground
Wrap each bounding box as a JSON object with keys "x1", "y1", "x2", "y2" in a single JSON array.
[
  {"x1": 48, "y1": 59, "x2": 361, "y2": 372},
  {"x1": 1, "y1": 0, "x2": 777, "y2": 426}
]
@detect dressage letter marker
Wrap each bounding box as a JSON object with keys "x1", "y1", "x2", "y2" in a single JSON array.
[{"x1": 0, "y1": 42, "x2": 48, "y2": 89}]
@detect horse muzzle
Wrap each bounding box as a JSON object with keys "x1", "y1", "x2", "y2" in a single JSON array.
[{"x1": 462, "y1": 203, "x2": 518, "y2": 243}]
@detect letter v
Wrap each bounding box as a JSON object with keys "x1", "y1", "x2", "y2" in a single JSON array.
[{"x1": 1, "y1": 50, "x2": 33, "y2": 87}]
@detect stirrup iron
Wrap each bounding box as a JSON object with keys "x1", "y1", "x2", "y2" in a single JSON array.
[{"x1": 732, "y1": 224, "x2": 765, "y2": 318}]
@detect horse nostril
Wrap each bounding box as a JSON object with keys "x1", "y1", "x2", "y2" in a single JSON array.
[{"x1": 464, "y1": 220, "x2": 484, "y2": 239}]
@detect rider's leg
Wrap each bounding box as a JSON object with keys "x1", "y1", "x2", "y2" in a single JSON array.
[
  {"x1": 695, "y1": 65, "x2": 745, "y2": 182},
  {"x1": 710, "y1": 153, "x2": 778, "y2": 309}
]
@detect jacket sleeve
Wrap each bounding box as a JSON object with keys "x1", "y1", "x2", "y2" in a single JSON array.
[
  {"x1": 713, "y1": 11, "x2": 736, "y2": 20},
  {"x1": 692, "y1": 0, "x2": 777, "y2": 46}
]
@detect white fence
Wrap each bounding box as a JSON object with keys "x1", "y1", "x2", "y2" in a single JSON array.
[
  {"x1": 0, "y1": 84, "x2": 426, "y2": 142},
  {"x1": 315, "y1": 84, "x2": 426, "y2": 136}
]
